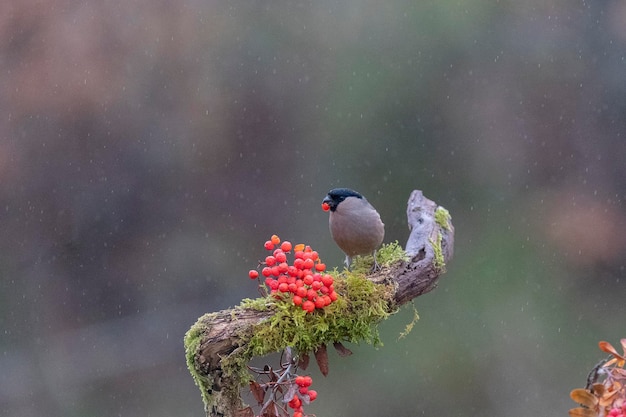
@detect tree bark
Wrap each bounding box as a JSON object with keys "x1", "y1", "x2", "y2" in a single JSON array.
[{"x1": 185, "y1": 190, "x2": 454, "y2": 417}]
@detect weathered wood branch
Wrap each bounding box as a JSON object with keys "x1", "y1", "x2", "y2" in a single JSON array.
[{"x1": 184, "y1": 190, "x2": 454, "y2": 417}]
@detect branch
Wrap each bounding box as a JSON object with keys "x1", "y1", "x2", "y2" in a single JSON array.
[{"x1": 184, "y1": 190, "x2": 454, "y2": 417}]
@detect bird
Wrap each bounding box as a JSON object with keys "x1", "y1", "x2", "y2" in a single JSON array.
[{"x1": 322, "y1": 188, "x2": 385, "y2": 269}]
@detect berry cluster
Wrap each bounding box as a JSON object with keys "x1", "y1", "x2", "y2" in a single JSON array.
[
  {"x1": 248, "y1": 347, "x2": 318, "y2": 417},
  {"x1": 248, "y1": 234, "x2": 338, "y2": 313},
  {"x1": 288, "y1": 375, "x2": 317, "y2": 417}
]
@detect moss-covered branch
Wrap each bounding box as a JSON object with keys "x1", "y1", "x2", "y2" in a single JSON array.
[{"x1": 184, "y1": 190, "x2": 454, "y2": 417}]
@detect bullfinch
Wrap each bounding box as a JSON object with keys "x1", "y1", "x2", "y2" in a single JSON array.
[{"x1": 322, "y1": 188, "x2": 385, "y2": 269}]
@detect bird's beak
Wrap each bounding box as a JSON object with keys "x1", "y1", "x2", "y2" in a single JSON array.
[{"x1": 322, "y1": 195, "x2": 332, "y2": 205}]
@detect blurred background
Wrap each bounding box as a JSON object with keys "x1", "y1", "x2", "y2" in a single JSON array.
[{"x1": 1, "y1": 0, "x2": 625, "y2": 416}]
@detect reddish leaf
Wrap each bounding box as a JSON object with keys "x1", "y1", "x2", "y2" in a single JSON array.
[
  {"x1": 314, "y1": 344, "x2": 329, "y2": 376},
  {"x1": 298, "y1": 353, "x2": 310, "y2": 370},
  {"x1": 599, "y1": 340, "x2": 626, "y2": 367},
  {"x1": 249, "y1": 380, "x2": 265, "y2": 405},
  {"x1": 569, "y1": 389, "x2": 598, "y2": 408},
  {"x1": 235, "y1": 406, "x2": 255, "y2": 417},
  {"x1": 569, "y1": 408, "x2": 598, "y2": 417},
  {"x1": 598, "y1": 341, "x2": 621, "y2": 358},
  {"x1": 333, "y1": 342, "x2": 353, "y2": 357},
  {"x1": 260, "y1": 400, "x2": 279, "y2": 417},
  {"x1": 268, "y1": 367, "x2": 278, "y2": 383},
  {"x1": 590, "y1": 384, "x2": 605, "y2": 396}
]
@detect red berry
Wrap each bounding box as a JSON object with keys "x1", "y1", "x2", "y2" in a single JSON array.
[
  {"x1": 278, "y1": 262, "x2": 289, "y2": 273},
  {"x1": 322, "y1": 202, "x2": 330, "y2": 211},
  {"x1": 322, "y1": 274, "x2": 334, "y2": 286},
  {"x1": 288, "y1": 283, "x2": 298, "y2": 293},
  {"x1": 275, "y1": 251, "x2": 287, "y2": 263},
  {"x1": 298, "y1": 386, "x2": 309, "y2": 395},
  {"x1": 278, "y1": 282, "x2": 289, "y2": 292},
  {"x1": 307, "y1": 389, "x2": 317, "y2": 401},
  {"x1": 295, "y1": 375, "x2": 312, "y2": 387},
  {"x1": 306, "y1": 289, "x2": 318, "y2": 301},
  {"x1": 281, "y1": 241, "x2": 292, "y2": 252},
  {"x1": 288, "y1": 396, "x2": 301, "y2": 409},
  {"x1": 315, "y1": 262, "x2": 326, "y2": 271},
  {"x1": 303, "y1": 274, "x2": 314, "y2": 286},
  {"x1": 271, "y1": 234, "x2": 281, "y2": 245},
  {"x1": 329, "y1": 291, "x2": 338, "y2": 301},
  {"x1": 248, "y1": 270, "x2": 259, "y2": 279},
  {"x1": 302, "y1": 300, "x2": 315, "y2": 313},
  {"x1": 303, "y1": 258, "x2": 314, "y2": 270},
  {"x1": 293, "y1": 295, "x2": 303, "y2": 306},
  {"x1": 264, "y1": 240, "x2": 274, "y2": 250},
  {"x1": 314, "y1": 297, "x2": 325, "y2": 309},
  {"x1": 293, "y1": 258, "x2": 305, "y2": 270},
  {"x1": 311, "y1": 281, "x2": 322, "y2": 291},
  {"x1": 296, "y1": 286, "x2": 308, "y2": 298},
  {"x1": 265, "y1": 255, "x2": 276, "y2": 266},
  {"x1": 293, "y1": 412, "x2": 303, "y2": 417},
  {"x1": 261, "y1": 267, "x2": 272, "y2": 277}
]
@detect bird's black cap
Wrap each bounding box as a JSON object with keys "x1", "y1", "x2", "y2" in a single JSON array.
[{"x1": 322, "y1": 188, "x2": 363, "y2": 211}]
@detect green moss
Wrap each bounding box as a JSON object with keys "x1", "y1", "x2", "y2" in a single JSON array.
[
  {"x1": 245, "y1": 272, "x2": 391, "y2": 358},
  {"x1": 429, "y1": 232, "x2": 446, "y2": 272},
  {"x1": 184, "y1": 313, "x2": 218, "y2": 410},
  {"x1": 376, "y1": 241, "x2": 410, "y2": 265},
  {"x1": 435, "y1": 206, "x2": 451, "y2": 231},
  {"x1": 397, "y1": 302, "x2": 420, "y2": 340},
  {"x1": 239, "y1": 297, "x2": 271, "y2": 311},
  {"x1": 351, "y1": 241, "x2": 409, "y2": 273}
]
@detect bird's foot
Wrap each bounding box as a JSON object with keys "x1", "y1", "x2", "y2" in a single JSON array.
[
  {"x1": 369, "y1": 251, "x2": 381, "y2": 272},
  {"x1": 344, "y1": 255, "x2": 352, "y2": 270}
]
